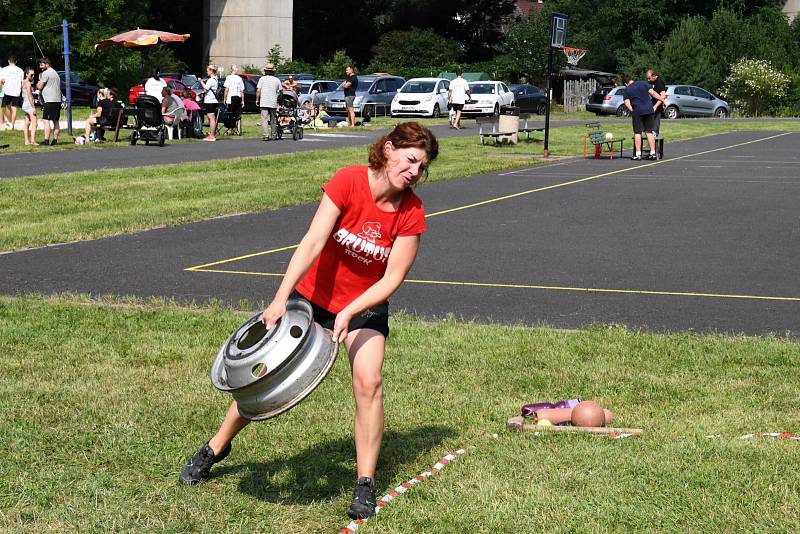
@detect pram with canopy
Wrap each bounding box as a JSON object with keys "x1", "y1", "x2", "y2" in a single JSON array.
[
  {"x1": 130, "y1": 95, "x2": 166, "y2": 147},
  {"x1": 275, "y1": 90, "x2": 306, "y2": 140}
]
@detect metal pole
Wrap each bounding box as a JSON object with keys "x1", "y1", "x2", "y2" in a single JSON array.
[
  {"x1": 543, "y1": 46, "x2": 553, "y2": 158},
  {"x1": 62, "y1": 19, "x2": 72, "y2": 136}
]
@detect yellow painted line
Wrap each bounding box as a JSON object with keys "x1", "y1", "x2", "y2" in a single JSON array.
[
  {"x1": 189, "y1": 268, "x2": 800, "y2": 302},
  {"x1": 184, "y1": 132, "x2": 793, "y2": 271}
]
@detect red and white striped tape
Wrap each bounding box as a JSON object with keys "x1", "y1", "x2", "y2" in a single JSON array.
[
  {"x1": 340, "y1": 448, "x2": 466, "y2": 533},
  {"x1": 739, "y1": 432, "x2": 800, "y2": 440}
]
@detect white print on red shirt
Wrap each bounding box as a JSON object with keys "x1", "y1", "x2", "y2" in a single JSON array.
[{"x1": 333, "y1": 223, "x2": 392, "y2": 266}]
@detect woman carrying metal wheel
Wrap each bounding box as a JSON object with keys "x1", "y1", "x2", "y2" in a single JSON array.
[{"x1": 179, "y1": 122, "x2": 439, "y2": 521}]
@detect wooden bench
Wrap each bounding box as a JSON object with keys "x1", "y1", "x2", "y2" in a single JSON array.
[
  {"x1": 630, "y1": 134, "x2": 665, "y2": 159},
  {"x1": 518, "y1": 113, "x2": 545, "y2": 141},
  {"x1": 583, "y1": 121, "x2": 624, "y2": 159},
  {"x1": 476, "y1": 116, "x2": 516, "y2": 145}
]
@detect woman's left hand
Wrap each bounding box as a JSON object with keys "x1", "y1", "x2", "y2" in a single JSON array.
[{"x1": 332, "y1": 309, "x2": 354, "y2": 343}]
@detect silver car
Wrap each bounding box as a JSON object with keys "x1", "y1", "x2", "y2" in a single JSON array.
[
  {"x1": 297, "y1": 80, "x2": 339, "y2": 107},
  {"x1": 585, "y1": 85, "x2": 630, "y2": 117},
  {"x1": 663, "y1": 85, "x2": 730, "y2": 119},
  {"x1": 325, "y1": 75, "x2": 406, "y2": 118}
]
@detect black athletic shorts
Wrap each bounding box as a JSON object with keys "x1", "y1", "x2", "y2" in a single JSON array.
[
  {"x1": 204, "y1": 103, "x2": 218, "y2": 115},
  {"x1": 450, "y1": 103, "x2": 464, "y2": 111},
  {"x1": 632, "y1": 112, "x2": 655, "y2": 134},
  {"x1": 291, "y1": 290, "x2": 390, "y2": 338},
  {"x1": 2, "y1": 94, "x2": 22, "y2": 107},
  {"x1": 43, "y1": 102, "x2": 61, "y2": 122}
]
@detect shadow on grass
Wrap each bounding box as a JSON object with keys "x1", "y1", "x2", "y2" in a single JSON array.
[{"x1": 216, "y1": 424, "x2": 456, "y2": 504}]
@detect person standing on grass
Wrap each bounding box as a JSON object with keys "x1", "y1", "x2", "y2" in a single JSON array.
[
  {"x1": 37, "y1": 58, "x2": 62, "y2": 146},
  {"x1": 256, "y1": 63, "x2": 282, "y2": 141},
  {"x1": 179, "y1": 122, "x2": 439, "y2": 521},
  {"x1": 0, "y1": 55, "x2": 24, "y2": 130},
  {"x1": 223, "y1": 64, "x2": 244, "y2": 119},
  {"x1": 447, "y1": 69, "x2": 470, "y2": 129},
  {"x1": 646, "y1": 69, "x2": 667, "y2": 136},
  {"x1": 20, "y1": 67, "x2": 38, "y2": 145},
  {"x1": 623, "y1": 75, "x2": 666, "y2": 160},
  {"x1": 199, "y1": 65, "x2": 220, "y2": 141},
  {"x1": 343, "y1": 65, "x2": 358, "y2": 127}
]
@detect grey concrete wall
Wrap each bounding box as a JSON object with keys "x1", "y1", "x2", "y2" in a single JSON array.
[
  {"x1": 785, "y1": 0, "x2": 800, "y2": 22},
  {"x1": 203, "y1": 0, "x2": 293, "y2": 70}
]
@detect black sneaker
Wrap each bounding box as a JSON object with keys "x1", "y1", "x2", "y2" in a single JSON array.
[
  {"x1": 647, "y1": 153, "x2": 658, "y2": 160},
  {"x1": 178, "y1": 441, "x2": 231, "y2": 485},
  {"x1": 41, "y1": 139, "x2": 49, "y2": 146},
  {"x1": 51, "y1": 139, "x2": 57, "y2": 146},
  {"x1": 347, "y1": 476, "x2": 377, "y2": 519}
]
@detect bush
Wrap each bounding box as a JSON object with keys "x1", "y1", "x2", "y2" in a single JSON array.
[
  {"x1": 721, "y1": 58, "x2": 790, "y2": 116},
  {"x1": 317, "y1": 49, "x2": 355, "y2": 80}
]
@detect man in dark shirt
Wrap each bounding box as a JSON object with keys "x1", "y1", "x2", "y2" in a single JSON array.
[
  {"x1": 343, "y1": 65, "x2": 358, "y2": 127},
  {"x1": 647, "y1": 69, "x2": 667, "y2": 135},
  {"x1": 623, "y1": 75, "x2": 667, "y2": 160}
]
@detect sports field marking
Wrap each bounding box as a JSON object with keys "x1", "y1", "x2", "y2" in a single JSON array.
[
  {"x1": 185, "y1": 132, "x2": 795, "y2": 301},
  {"x1": 188, "y1": 267, "x2": 800, "y2": 302}
]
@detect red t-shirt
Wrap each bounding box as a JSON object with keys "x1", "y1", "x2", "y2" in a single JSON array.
[{"x1": 295, "y1": 165, "x2": 426, "y2": 312}]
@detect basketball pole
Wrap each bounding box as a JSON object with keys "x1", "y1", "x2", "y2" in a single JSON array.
[{"x1": 543, "y1": 45, "x2": 553, "y2": 158}]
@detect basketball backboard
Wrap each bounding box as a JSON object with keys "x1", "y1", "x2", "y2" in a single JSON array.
[{"x1": 550, "y1": 13, "x2": 568, "y2": 48}]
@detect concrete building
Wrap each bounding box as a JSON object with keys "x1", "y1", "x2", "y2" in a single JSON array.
[
  {"x1": 203, "y1": 0, "x2": 293, "y2": 71},
  {"x1": 784, "y1": 0, "x2": 799, "y2": 22}
]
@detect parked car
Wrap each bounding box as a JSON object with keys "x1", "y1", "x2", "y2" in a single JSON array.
[
  {"x1": 390, "y1": 78, "x2": 449, "y2": 118},
  {"x1": 278, "y1": 73, "x2": 315, "y2": 82},
  {"x1": 325, "y1": 75, "x2": 406, "y2": 118},
  {"x1": 159, "y1": 72, "x2": 199, "y2": 88},
  {"x1": 462, "y1": 81, "x2": 514, "y2": 116},
  {"x1": 509, "y1": 83, "x2": 547, "y2": 115},
  {"x1": 296, "y1": 80, "x2": 339, "y2": 107},
  {"x1": 663, "y1": 85, "x2": 730, "y2": 119},
  {"x1": 57, "y1": 71, "x2": 99, "y2": 107},
  {"x1": 128, "y1": 77, "x2": 196, "y2": 105},
  {"x1": 585, "y1": 85, "x2": 630, "y2": 117}
]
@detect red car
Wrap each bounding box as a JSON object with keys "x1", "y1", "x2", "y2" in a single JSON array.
[{"x1": 128, "y1": 77, "x2": 197, "y2": 105}]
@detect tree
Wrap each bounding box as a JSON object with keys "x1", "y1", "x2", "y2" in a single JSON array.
[
  {"x1": 369, "y1": 28, "x2": 461, "y2": 71},
  {"x1": 721, "y1": 58, "x2": 790, "y2": 115},
  {"x1": 660, "y1": 16, "x2": 717, "y2": 89},
  {"x1": 317, "y1": 49, "x2": 355, "y2": 80},
  {"x1": 501, "y1": 9, "x2": 554, "y2": 85}
]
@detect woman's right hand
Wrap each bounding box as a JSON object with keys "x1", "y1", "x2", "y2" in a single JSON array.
[{"x1": 262, "y1": 298, "x2": 287, "y2": 327}]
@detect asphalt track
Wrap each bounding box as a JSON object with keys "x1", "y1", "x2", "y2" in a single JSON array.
[{"x1": 2, "y1": 130, "x2": 798, "y2": 336}]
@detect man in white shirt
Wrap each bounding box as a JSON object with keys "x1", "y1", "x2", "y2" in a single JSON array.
[
  {"x1": 144, "y1": 71, "x2": 168, "y2": 103},
  {"x1": 255, "y1": 63, "x2": 282, "y2": 141},
  {"x1": 0, "y1": 55, "x2": 25, "y2": 130},
  {"x1": 447, "y1": 68, "x2": 471, "y2": 130},
  {"x1": 223, "y1": 64, "x2": 244, "y2": 117}
]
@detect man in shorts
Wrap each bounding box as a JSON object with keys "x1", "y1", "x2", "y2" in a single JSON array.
[
  {"x1": 0, "y1": 55, "x2": 24, "y2": 130},
  {"x1": 623, "y1": 75, "x2": 666, "y2": 160},
  {"x1": 646, "y1": 69, "x2": 667, "y2": 136},
  {"x1": 447, "y1": 69, "x2": 471, "y2": 129},
  {"x1": 343, "y1": 66, "x2": 358, "y2": 127},
  {"x1": 37, "y1": 58, "x2": 62, "y2": 145}
]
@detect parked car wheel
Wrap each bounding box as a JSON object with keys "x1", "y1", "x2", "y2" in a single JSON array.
[
  {"x1": 537, "y1": 102, "x2": 547, "y2": 115},
  {"x1": 615, "y1": 105, "x2": 630, "y2": 117},
  {"x1": 432, "y1": 103, "x2": 441, "y2": 118},
  {"x1": 665, "y1": 105, "x2": 679, "y2": 120},
  {"x1": 714, "y1": 107, "x2": 728, "y2": 118}
]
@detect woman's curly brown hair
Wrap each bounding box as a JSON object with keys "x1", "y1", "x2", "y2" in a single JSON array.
[{"x1": 368, "y1": 122, "x2": 439, "y2": 178}]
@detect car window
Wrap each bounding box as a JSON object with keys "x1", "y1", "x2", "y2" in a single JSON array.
[
  {"x1": 691, "y1": 87, "x2": 712, "y2": 99},
  {"x1": 470, "y1": 83, "x2": 496, "y2": 94},
  {"x1": 388, "y1": 78, "x2": 403, "y2": 92},
  {"x1": 531, "y1": 86, "x2": 541, "y2": 93},
  {"x1": 373, "y1": 79, "x2": 387, "y2": 93},
  {"x1": 614, "y1": 88, "x2": 626, "y2": 95},
  {"x1": 401, "y1": 81, "x2": 436, "y2": 93},
  {"x1": 501, "y1": 83, "x2": 509, "y2": 93},
  {"x1": 70, "y1": 73, "x2": 80, "y2": 84},
  {"x1": 167, "y1": 81, "x2": 177, "y2": 90},
  {"x1": 674, "y1": 86, "x2": 691, "y2": 96}
]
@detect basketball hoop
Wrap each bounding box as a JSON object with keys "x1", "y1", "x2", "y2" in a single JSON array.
[{"x1": 560, "y1": 46, "x2": 587, "y2": 66}]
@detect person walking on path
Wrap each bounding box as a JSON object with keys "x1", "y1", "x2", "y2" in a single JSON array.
[
  {"x1": 623, "y1": 75, "x2": 666, "y2": 160},
  {"x1": 646, "y1": 69, "x2": 667, "y2": 136},
  {"x1": 447, "y1": 69, "x2": 470, "y2": 129},
  {"x1": 199, "y1": 65, "x2": 219, "y2": 141},
  {"x1": 20, "y1": 67, "x2": 38, "y2": 145},
  {"x1": 178, "y1": 122, "x2": 440, "y2": 521},
  {"x1": 343, "y1": 66, "x2": 358, "y2": 127},
  {"x1": 256, "y1": 63, "x2": 282, "y2": 141},
  {"x1": 37, "y1": 58, "x2": 62, "y2": 146},
  {"x1": 0, "y1": 55, "x2": 24, "y2": 130}
]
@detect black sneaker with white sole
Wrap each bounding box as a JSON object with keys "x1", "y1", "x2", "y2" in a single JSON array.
[
  {"x1": 178, "y1": 441, "x2": 231, "y2": 485},
  {"x1": 347, "y1": 476, "x2": 377, "y2": 519}
]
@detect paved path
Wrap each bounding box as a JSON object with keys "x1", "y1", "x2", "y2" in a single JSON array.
[{"x1": 2, "y1": 130, "x2": 798, "y2": 337}]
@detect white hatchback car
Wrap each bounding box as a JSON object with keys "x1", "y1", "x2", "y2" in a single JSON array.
[
  {"x1": 391, "y1": 78, "x2": 450, "y2": 118},
  {"x1": 463, "y1": 81, "x2": 515, "y2": 116}
]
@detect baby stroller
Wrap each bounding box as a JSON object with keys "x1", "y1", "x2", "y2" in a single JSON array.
[
  {"x1": 216, "y1": 101, "x2": 242, "y2": 136},
  {"x1": 276, "y1": 90, "x2": 304, "y2": 140},
  {"x1": 130, "y1": 95, "x2": 166, "y2": 147}
]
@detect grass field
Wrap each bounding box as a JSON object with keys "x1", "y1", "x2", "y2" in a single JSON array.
[
  {"x1": 3, "y1": 120, "x2": 800, "y2": 253},
  {"x1": 1, "y1": 294, "x2": 798, "y2": 532}
]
